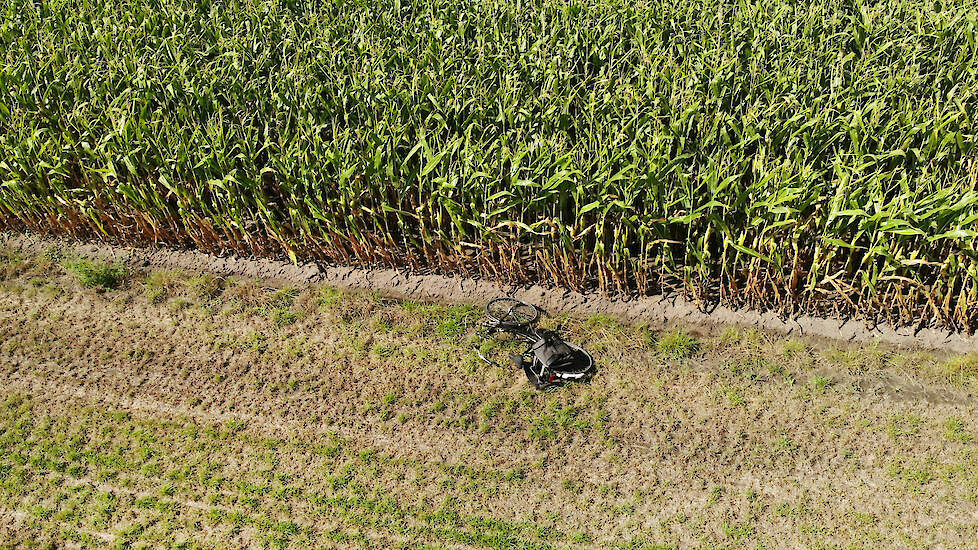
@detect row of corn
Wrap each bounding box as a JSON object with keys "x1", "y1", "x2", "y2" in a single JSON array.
[{"x1": 1, "y1": 0, "x2": 976, "y2": 328}]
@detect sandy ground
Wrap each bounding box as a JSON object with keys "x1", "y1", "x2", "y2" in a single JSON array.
[
  {"x1": 3, "y1": 231, "x2": 977, "y2": 353},
  {"x1": 1, "y1": 241, "x2": 978, "y2": 549}
]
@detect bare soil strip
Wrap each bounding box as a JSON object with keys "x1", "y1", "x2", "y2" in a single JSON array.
[
  {"x1": 1, "y1": 243, "x2": 978, "y2": 548},
  {"x1": 3, "y1": 231, "x2": 976, "y2": 353}
]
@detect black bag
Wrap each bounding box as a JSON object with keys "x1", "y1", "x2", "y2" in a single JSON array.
[
  {"x1": 516, "y1": 331, "x2": 589, "y2": 389},
  {"x1": 530, "y1": 331, "x2": 578, "y2": 373}
]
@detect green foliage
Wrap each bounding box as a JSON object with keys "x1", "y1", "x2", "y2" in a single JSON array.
[
  {"x1": 63, "y1": 259, "x2": 126, "y2": 290},
  {"x1": 144, "y1": 271, "x2": 179, "y2": 304},
  {"x1": 1, "y1": 0, "x2": 977, "y2": 327},
  {"x1": 186, "y1": 274, "x2": 222, "y2": 300},
  {"x1": 372, "y1": 342, "x2": 396, "y2": 358},
  {"x1": 887, "y1": 414, "x2": 923, "y2": 439},
  {"x1": 259, "y1": 287, "x2": 301, "y2": 326},
  {"x1": 941, "y1": 355, "x2": 978, "y2": 384},
  {"x1": 0, "y1": 247, "x2": 27, "y2": 280},
  {"x1": 811, "y1": 375, "x2": 833, "y2": 393},
  {"x1": 436, "y1": 305, "x2": 479, "y2": 339},
  {"x1": 944, "y1": 418, "x2": 973, "y2": 443},
  {"x1": 655, "y1": 330, "x2": 700, "y2": 360}
]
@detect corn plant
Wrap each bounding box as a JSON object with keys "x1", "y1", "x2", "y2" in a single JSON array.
[{"x1": 0, "y1": 0, "x2": 976, "y2": 329}]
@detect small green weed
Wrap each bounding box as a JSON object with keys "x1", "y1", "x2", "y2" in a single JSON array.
[
  {"x1": 655, "y1": 330, "x2": 700, "y2": 360},
  {"x1": 944, "y1": 418, "x2": 972, "y2": 443},
  {"x1": 144, "y1": 271, "x2": 179, "y2": 304},
  {"x1": 887, "y1": 414, "x2": 922, "y2": 440},
  {"x1": 436, "y1": 305, "x2": 479, "y2": 338},
  {"x1": 64, "y1": 259, "x2": 126, "y2": 290},
  {"x1": 811, "y1": 376, "x2": 832, "y2": 394},
  {"x1": 187, "y1": 274, "x2": 222, "y2": 300}
]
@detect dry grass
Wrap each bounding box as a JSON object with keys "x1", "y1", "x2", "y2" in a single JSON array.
[{"x1": 1, "y1": 250, "x2": 978, "y2": 548}]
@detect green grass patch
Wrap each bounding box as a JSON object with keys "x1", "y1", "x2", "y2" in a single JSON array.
[
  {"x1": 655, "y1": 330, "x2": 700, "y2": 360},
  {"x1": 63, "y1": 259, "x2": 127, "y2": 290}
]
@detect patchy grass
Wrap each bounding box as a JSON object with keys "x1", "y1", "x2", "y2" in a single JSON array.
[
  {"x1": 186, "y1": 273, "x2": 223, "y2": 300},
  {"x1": 944, "y1": 418, "x2": 973, "y2": 443},
  {"x1": 0, "y1": 247, "x2": 28, "y2": 281},
  {"x1": 654, "y1": 329, "x2": 700, "y2": 360},
  {"x1": 2, "y1": 247, "x2": 978, "y2": 548},
  {"x1": 143, "y1": 270, "x2": 180, "y2": 304},
  {"x1": 810, "y1": 375, "x2": 832, "y2": 393},
  {"x1": 63, "y1": 258, "x2": 127, "y2": 290},
  {"x1": 940, "y1": 355, "x2": 978, "y2": 385}
]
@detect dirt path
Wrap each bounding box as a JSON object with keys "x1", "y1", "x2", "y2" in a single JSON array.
[{"x1": 4, "y1": 231, "x2": 977, "y2": 353}]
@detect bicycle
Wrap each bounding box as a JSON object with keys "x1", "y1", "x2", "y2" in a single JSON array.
[{"x1": 477, "y1": 297, "x2": 594, "y2": 389}]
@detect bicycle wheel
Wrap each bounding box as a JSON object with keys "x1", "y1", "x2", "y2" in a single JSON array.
[{"x1": 486, "y1": 297, "x2": 540, "y2": 327}]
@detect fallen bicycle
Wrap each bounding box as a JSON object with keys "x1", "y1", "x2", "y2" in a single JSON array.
[{"x1": 476, "y1": 297, "x2": 594, "y2": 390}]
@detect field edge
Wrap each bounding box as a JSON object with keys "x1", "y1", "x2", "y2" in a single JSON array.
[{"x1": 3, "y1": 229, "x2": 975, "y2": 353}]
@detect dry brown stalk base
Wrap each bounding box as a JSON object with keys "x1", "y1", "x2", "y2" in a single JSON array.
[{"x1": 2, "y1": 230, "x2": 977, "y2": 353}]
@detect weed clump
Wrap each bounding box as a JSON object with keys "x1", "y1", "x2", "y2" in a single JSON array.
[
  {"x1": 941, "y1": 355, "x2": 978, "y2": 385},
  {"x1": 944, "y1": 418, "x2": 972, "y2": 443},
  {"x1": 186, "y1": 274, "x2": 223, "y2": 300},
  {"x1": 655, "y1": 329, "x2": 700, "y2": 360},
  {"x1": 0, "y1": 247, "x2": 27, "y2": 280},
  {"x1": 144, "y1": 271, "x2": 180, "y2": 304},
  {"x1": 64, "y1": 259, "x2": 127, "y2": 290}
]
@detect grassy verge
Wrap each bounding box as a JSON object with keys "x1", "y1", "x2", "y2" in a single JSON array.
[{"x1": 1, "y1": 248, "x2": 978, "y2": 548}]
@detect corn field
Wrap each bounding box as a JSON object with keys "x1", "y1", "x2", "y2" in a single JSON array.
[{"x1": 1, "y1": 0, "x2": 977, "y2": 328}]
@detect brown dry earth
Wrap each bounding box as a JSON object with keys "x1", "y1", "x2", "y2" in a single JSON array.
[{"x1": 1, "y1": 242, "x2": 978, "y2": 549}]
